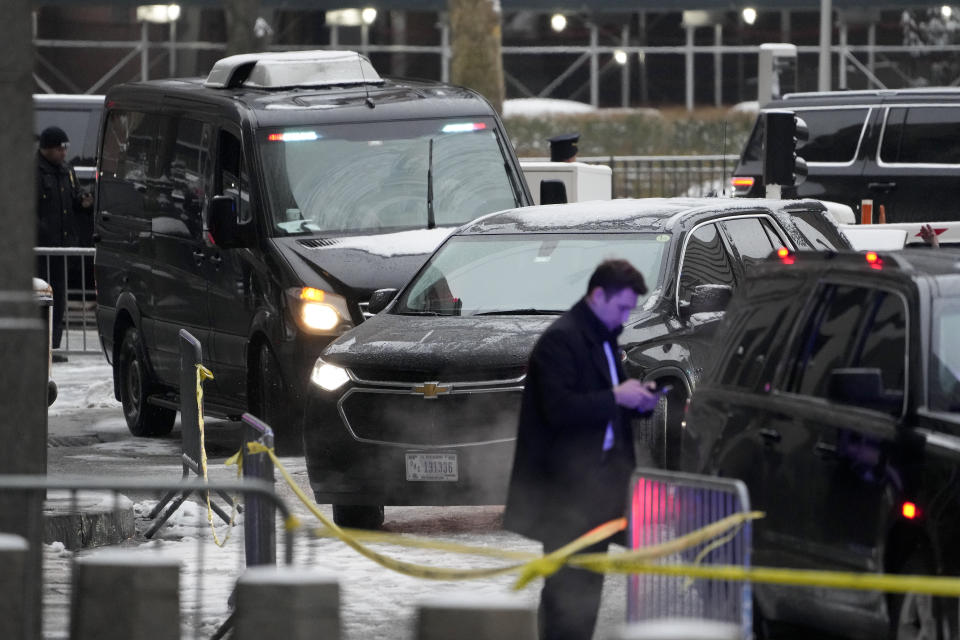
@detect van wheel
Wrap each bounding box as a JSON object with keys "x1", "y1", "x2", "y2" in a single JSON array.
[
  {"x1": 118, "y1": 327, "x2": 176, "y2": 437},
  {"x1": 889, "y1": 549, "x2": 957, "y2": 640},
  {"x1": 252, "y1": 342, "x2": 303, "y2": 455},
  {"x1": 332, "y1": 504, "x2": 384, "y2": 530}
]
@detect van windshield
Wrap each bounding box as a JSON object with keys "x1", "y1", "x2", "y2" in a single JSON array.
[{"x1": 257, "y1": 118, "x2": 521, "y2": 236}]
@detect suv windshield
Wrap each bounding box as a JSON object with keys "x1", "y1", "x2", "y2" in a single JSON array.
[
  {"x1": 930, "y1": 299, "x2": 960, "y2": 412},
  {"x1": 395, "y1": 233, "x2": 667, "y2": 316},
  {"x1": 258, "y1": 118, "x2": 520, "y2": 236}
]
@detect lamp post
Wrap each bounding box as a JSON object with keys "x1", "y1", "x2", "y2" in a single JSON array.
[{"x1": 136, "y1": 4, "x2": 181, "y2": 80}]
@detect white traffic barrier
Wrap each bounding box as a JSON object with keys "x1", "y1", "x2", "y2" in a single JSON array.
[
  {"x1": 414, "y1": 593, "x2": 537, "y2": 640},
  {"x1": 70, "y1": 550, "x2": 180, "y2": 639},
  {"x1": 234, "y1": 567, "x2": 340, "y2": 640},
  {"x1": 0, "y1": 534, "x2": 29, "y2": 640}
]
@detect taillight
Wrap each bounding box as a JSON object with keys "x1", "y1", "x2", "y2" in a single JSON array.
[
  {"x1": 777, "y1": 247, "x2": 794, "y2": 265},
  {"x1": 731, "y1": 176, "x2": 755, "y2": 191},
  {"x1": 902, "y1": 502, "x2": 918, "y2": 519},
  {"x1": 866, "y1": 251, "x2": 883, "y2": 270}
]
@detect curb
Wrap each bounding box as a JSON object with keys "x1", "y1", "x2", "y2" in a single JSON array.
[{"x1": 43, "y1": 490, "x2": 135, "y2": 550}]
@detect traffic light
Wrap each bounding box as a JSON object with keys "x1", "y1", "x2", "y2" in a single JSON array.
[{"x1": 762, "y1": 110, "x2": 808, "y2": 196}]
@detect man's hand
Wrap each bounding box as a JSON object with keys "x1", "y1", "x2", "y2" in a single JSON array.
[
  {"x1": 920, "y1": 223, "x2": 940, "y2": 248},
  {"x1": 614, "y1": 379, "x2": 658, "y2": 412}
]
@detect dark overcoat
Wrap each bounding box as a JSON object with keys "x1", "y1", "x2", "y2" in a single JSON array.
[
  {"x1": 503, "y1": 299, "x2": 637, "y2": 544},
  {"x1": 36, "y1": 151, "x2": 83, "y2": 247}
]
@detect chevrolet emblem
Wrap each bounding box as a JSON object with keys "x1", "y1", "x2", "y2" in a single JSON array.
[{"x1": 411, "y1": 382, "x2": 450, "y2": 399}]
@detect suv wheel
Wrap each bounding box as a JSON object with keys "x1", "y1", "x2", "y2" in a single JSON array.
[
  {"x1": 332, "y1": 504, "x2": 384, "y2": 530},
  {"x1": 889, "y1": 549, "x2": 957, "y2": 640},
  {"x1": 118, "y1": 327, "x2": 176, "y2": 437},
  {"x1": 252, "y1": 342, "x2": 303, "y2": 455},
  {"x1": 635, "y1": 384, "x2": 685, "y2": 470}
]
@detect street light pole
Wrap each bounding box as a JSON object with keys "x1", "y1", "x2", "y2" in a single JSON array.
[{"x1": 819, "y1": 0, "x2": 832, "y2": 91}]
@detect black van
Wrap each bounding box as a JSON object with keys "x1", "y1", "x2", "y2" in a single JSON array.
[
  {"x1": 93, "y1": 51, "x2": 531, "y2": 450},
  {"x1": 682, "y1": 249, "x2": 960, "y2": 638},
  {"x1": 731, "y1": 88, "x2": 960, "y2": 224}
]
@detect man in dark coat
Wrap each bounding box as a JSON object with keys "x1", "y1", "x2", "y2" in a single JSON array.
[
  {"x1": 504, "y1": 258, "x2": 658, "y2": 640},
  {"x1": 36, "y1": 126, "x2": 92, "y2": 360}
]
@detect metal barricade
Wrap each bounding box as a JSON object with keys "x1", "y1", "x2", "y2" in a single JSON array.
[
  {"x1": 626, "y1": 468, "x2": 752, "y2": 638},
  {"x1": 34, "y1": 246, "x2": 99, "y2": 355}
]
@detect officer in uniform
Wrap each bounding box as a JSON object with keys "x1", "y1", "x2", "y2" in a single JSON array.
[
  {"x1": 36, "y1": 126, "x2": 92, "y2": 361},
  {"x1": 548, "y1": 132, "x2": 580, "y2": 163}
]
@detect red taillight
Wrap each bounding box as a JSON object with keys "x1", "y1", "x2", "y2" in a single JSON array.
[
  {"x1": 902, "y1": 502, "x2": 918, "y2": 519},
  {"x1": 778, "y1": 247, "x2": 794, "y2": 265},
  {"x1": 866, "y1": 251, "x2": 883, "y2": 270},
  {"x1": 731, "y1": 176, "x2": 755, "y2": 189}
]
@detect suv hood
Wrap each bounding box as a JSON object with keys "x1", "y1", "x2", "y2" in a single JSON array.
[
  {"x1": 277, "y1": 227, "x2": 457, "y2": 295},
  {"x1": 321, "y1": 312, "x2": 556, "y2": 377}
]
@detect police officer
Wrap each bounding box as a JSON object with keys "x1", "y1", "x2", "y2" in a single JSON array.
[
  {"x1": 36, "y1": 126, "x2": 92, "y2": 361},
  {"x1": 548, "y1": 132, "x2": 579, "y2": 163}
]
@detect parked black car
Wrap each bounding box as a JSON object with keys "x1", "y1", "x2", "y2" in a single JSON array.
[
  {"x1": 93, "y1": 51, "x2": 530, "y2": 450},
  {"x1": 305, "y1": 197, "x2": 852, "y2": 528},
  {"x1": 682, "y1": 248, "x2": 960, "y2": 639},
  {"x1": 731, "y1": 88, "x2": 960, "y2": 224}
]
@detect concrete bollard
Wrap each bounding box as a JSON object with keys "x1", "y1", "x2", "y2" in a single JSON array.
[
  {"x1": 0, "y1": 534, "x2": 29, "y2": 640},
  {"x1": 609, "y1": 618, "x2": 741, "y2": 640},
  {"x1": 234, "y1": 566, "x2": 340, "y2": 640},
  {"x1": 70, "y1": 550, "x2": 180, "y2": 640},
  {"x1": 415, "y1": 592, "x2": 537, "y2": 640}
]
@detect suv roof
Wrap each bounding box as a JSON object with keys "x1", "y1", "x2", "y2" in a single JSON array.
[{"x1": 459, "y1": 197, "x2": 835, "y2": 235}]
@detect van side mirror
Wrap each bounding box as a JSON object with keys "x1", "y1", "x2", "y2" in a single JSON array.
[
  {"x1": 367, "y1": 288, "x2": 398, "y2": 315},
  {"x1": 208, "y1": 195, "x2": 251, "y2": 248},
  {"x1": 540, "y1": 180, "x2": 568, "y2": 205},
  {"x1": 826, "y1": 368, "x2": 903, "y2": 413},
  {"x1": 680, "y1": 284, "x2": 733, "y2": 317}
]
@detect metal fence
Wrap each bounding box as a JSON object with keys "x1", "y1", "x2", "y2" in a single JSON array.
[
  {"x1": 35, "y1": 247, "x2": 98, "y2": 355},
  {"x1": 626, "y1": 468, "x2": 752, "y2": 638}
]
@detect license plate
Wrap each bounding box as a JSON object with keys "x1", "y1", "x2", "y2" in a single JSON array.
[{"x1": 405, "y1": 452, "x2": 458, "y2": 481}]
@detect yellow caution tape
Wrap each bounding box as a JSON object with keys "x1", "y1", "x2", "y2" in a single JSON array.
[
  {"x1": 195, "y1": 363, "x2": 239, "y2": 548},
  {"x1": 245, "y1": 442, "x2": 960, "y2": 597}
]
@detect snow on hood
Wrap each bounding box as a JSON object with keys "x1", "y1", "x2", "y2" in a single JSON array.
[{"x1": 326, "y1": 227, "x2": 456, "y2": 257}]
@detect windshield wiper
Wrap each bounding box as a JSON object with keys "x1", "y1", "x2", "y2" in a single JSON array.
[
  {"x1": 396, "y1": 310, "x2": 441, "y2": 316},
  {"x1": 474, "y1": 309, "x2": 564, "y2": 316}
]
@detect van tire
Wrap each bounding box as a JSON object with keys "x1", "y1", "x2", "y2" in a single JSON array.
[
  {"x1": 332, "y1": 504, "x2": 384, "y2": 530},
  {"x1": 252, "y1": 342, "x2": 303, "y2": 455},
  {"x1": 118, "y1": 327, "x2": 176, "y2": 437}
]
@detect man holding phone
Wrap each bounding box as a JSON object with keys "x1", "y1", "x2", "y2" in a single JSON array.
[{"x1": 504, "y1": 259, "x2": 659, "y2": 640}]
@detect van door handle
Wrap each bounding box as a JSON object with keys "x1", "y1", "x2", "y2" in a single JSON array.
[
  {"x1": 868, "y1": 181, "x2": 897, "y2": 192},
  {"x1": 209, "y1": 254, "x2": 222, "y2": 266},
  {"x1": 814, "y1": 441, "x2": 837, "y2": 459},
  {"x1": 758, "y1": 428, "x2": 781, "y2": 444}
]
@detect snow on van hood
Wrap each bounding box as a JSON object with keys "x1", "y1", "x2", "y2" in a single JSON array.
[{"x1": 278, "y1": 227, "x2": 457, "y2": 294}]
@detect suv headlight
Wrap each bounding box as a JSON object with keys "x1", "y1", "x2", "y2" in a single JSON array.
[
  {"x1": 287, "y1": 287, "x2": 353, "y2": 334},
  {"x1": 310, "y1": 359, "x2": 350, "y2": 391}
]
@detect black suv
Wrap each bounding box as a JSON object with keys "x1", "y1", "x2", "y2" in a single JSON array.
[
  {"x1": 305, "y1": 197, "x2": 850, "y2": 527},
  {"x1": 682, "y1": 249, "x2": 960, "y2": 639},
  {"x1": 93, "y1": 51, "x2": 530, "y2": 450},
  {"x1": 732, "y1": 88, "x2": 960, "y2": 224}
]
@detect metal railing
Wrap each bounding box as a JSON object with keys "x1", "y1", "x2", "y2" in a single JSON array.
[{"x1": 34, "y1": 247, "x2": 98, "y2": 355}]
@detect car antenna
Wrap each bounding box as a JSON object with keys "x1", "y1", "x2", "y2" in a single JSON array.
[
  {"x1": 720, "y1": 120, "x2": 728, "y2": 197},
  {"x1": 427, "y1": 138, "x2": 436, "y2": 229},
  {"x1": 357, "y1": 52, "x2": 375, "y2": 109}
]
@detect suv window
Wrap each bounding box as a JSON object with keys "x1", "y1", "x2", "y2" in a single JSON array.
[
  {"x1": 930, "y1": 299, "x2": 960, "y2": 413},
  {"x1": 741, "y1": 108, "x2": 869, "y2": 164},
  {"x1": 678, "y1": 223, "x2": 736, "y2": 302},
  {"x1": 721, "y1": 217, "x2": 780, "y2": 267},
  {"x1": 785, "y1": 283, "x2": 907, "y2": 415},
  {"x1": 880, "y1": 106, "x2": 960, "y2": 165}
]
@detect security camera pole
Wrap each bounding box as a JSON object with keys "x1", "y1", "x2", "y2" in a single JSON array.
[{"x1": 0, "y1": 0, "x2": 46, "y2": 637}]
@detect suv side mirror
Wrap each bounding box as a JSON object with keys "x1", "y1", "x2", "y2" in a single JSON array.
[
  {"x1": 208, "y1": 195, "x2": 251, "y2": 248},
  {"x1": 826, "y1": 368, "x2": 903, "y2": 413},
  {"x1": 540, "y1": 180, "x2": 568, "y2": 205},
  {"x1": 367, "y1": 288, "x2": 398, "y2": 315},
  {"x1": 681, "y1": 284, "x2": 733, "y2": 317}
]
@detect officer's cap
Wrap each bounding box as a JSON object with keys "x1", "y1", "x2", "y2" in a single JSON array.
[
  {"x1": 39, "y1": 126, "x2": 70, "y2": 150},
  {"x1": 548, "y1": 132, "x2": 579, "y2": 162}
]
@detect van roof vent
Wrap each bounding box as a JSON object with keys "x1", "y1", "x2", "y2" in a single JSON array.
[
  {"x1": 298, "y1": 237, "x2": 340, "y2": 248},
  {"x1": 204, "y1": 50, "x2": 383, "y2": 90}
]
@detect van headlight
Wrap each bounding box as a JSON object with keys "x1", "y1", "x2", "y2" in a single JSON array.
[
  {"x1": 310, "y1": 359, "x2": 350, "y2": 391},
  {"x1": 288, "y1": 287, "x2": 353, "y2": 334}
]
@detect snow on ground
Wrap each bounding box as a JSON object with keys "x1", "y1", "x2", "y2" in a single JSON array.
[{"x1": 44, "y1": 355, "x2": 630, "y2": 640}]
